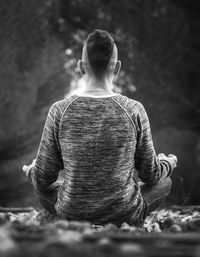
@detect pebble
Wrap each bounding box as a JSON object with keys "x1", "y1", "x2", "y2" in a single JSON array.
[
  {"x1": 169, "y1": 224, "x2": 182, "y2": 232},
  {"x1": 103, "y1": 223, "x2": 118, "y2": 231},
  {"x1": 67, "y1": 221, "x2": 91, "y2": 231},
  {"x1": 0, "y1": 213, "x2": 10, "y2": 225},
  {"x1": 163, "y1": 217, "x2": 175, "y2": 228},
  {"x1": 56, "y1": 230, "x2": 83, "y2": 244},
  {"x1": 0, "y1": 227, "x2": 17, "y2": 254},
  {"x1": 120, "y1": 243, "x2": 143, "y2": 255},
  {"x1": 96, "y1": 237, "x2": 115, "y2": 253}
]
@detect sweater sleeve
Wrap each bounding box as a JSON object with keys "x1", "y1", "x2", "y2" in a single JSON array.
[
  {"x1": 134, "y1": 103, "x2": 171, "y2": 185},
  {"x1": 31, "y1": 103, "x2": 64, "y2": 193}
]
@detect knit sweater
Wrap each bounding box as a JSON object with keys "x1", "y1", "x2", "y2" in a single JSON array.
[{"x1": 31, "y1": 93, "x2": 171, "y2": 226}]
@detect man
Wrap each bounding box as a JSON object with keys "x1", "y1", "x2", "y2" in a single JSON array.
[{"x1": 23, "y1": 29, "x2": 177, "y2": 226}]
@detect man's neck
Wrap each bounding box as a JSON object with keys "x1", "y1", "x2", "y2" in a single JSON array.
[{"x1": 83, "y1": 76, "x2": 114, "y2": 95}]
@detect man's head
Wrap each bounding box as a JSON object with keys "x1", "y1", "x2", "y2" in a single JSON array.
[{"x1": 78, "y1": 29, "x2": 121, "y2": 80}]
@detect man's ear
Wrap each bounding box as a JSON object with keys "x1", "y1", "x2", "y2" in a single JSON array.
[
  {"x1": 78, "y1": 60, "x2": 85, "y2": 75},
  {"x1": 114, "y1": 60, "x2": 121, "y2": 76}
]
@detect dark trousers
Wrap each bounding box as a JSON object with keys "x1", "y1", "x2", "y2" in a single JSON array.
[
  {"x1": 140, "y1": 177, "x2": 172, "y2": 219},
  {"x1": 34, "y1": 179, "x2": 64, "y2": 215},
  {"x1": 35, "y1": 177, "x2": 172, "y2": 220}
]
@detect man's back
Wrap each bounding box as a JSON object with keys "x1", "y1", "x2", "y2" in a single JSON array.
[
  {"x1": 56, "y1": 94, "x2": 145, "y2": 225},
  {"x1": 27, "y1": 29, "x2": 176, "y2": 226},
  {"x1": 30, "y1": 93, "x2": 174, "y2": 225}
]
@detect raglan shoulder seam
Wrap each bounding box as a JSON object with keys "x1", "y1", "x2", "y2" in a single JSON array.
[
  {"x1": 53, "y1": 95, "x2": 79, "y2": 115},
  {"x1": 57, "y1": 95, "x2": 80, "y2": 131},
  {"x1": 111, "y1": 97, "x2": 137, "y2": 135},
  {"x1": 113, "y1": 95, "x2": 147, "y2": 132}
]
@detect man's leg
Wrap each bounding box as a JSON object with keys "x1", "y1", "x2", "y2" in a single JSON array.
[
  {"x1": 34, "y1": 178, "x2": 64, "y2": 215},
  {"x1": 140, "y1": 177, "x2": 172, "y2": 218}
]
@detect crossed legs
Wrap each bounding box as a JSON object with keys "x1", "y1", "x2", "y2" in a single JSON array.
[
  {"x1": 33, "y1": 177, "x2": 172, "y2": 221},
  {"x1": 140, "y1": 177, "x2": 172, "y2": 219}
]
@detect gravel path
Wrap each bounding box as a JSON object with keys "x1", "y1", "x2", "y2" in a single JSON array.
[{"x1": 0, "y1": 206, "x2": 200, "y2": 257}]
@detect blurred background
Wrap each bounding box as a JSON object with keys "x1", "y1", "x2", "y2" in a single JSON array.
[{"x1": 0, "y1": 0, "x2": 199, "y2": 207}]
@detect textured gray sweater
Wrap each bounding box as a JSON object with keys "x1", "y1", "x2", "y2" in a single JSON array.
[{"x1": 31, "y1": 93, "x2": 171, "y2": 225}]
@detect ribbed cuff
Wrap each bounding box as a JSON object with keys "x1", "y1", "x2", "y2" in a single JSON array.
[
  {"x1": 160, "y1": 159, "x2": 172, "y2": 177},
  {"x1": 27, "y1": 167, "x2": 34, "y2": 181}
]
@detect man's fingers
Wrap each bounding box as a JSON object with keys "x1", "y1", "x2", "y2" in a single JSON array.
[
  {"x1": 158, "y1": 153, "x2": 178, "y2": 170},
  {"x1": 158, "y1": 153, "x2": 166, "y2": 158},
  {"x1": 22, "y1": 165, "x2": 28, "y2": 172},
  {"x1": 168, "y1": 154, "x2": 178, "y2": 163},
  {"x1": 32, "y1": 159, "x2": 36, "y2": 166}
]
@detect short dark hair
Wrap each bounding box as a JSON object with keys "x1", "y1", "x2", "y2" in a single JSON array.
[{"x1": 85, "y1": 29, "x2": 115, "y2": 78}]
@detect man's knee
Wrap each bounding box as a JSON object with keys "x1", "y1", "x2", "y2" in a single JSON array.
[
  {"x1": 36, "y1": 194, "x2": 57, "y2": 215},
  {"x1": 139, "y1": 176, "x2": 172, "y2": 194},
  {"x1": 162, "y1": 177, "x2": 172, "y2": 194}
]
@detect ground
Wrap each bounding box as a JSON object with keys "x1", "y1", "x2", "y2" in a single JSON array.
[{"x1": 0, "y1": 206, "x2": 200, "y2": 257}]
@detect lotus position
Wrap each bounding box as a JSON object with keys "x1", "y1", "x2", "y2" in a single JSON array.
[{"x1": 23, "y1": 29, "x2": 177, "y2": 226}]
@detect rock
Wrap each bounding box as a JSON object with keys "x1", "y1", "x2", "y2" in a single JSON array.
[
  {"x1": 67, "y1": 221, "x2": 91, "y2": 231},
  {"x1": 49, "y1": 220, "x2": 69, "y2": 230},
  {"x1": 163, "y1": 217, "x2": 175, "y2": 228},
  {"x1": 120, "y1": 222, "x2": 130, "y2": 231},
  {"x1": 120, "y1": 243, "x2": 143, "y2": 255},
  {"x1": 0, "y1": 213, "x2": 10, "y2": 225},
  {"x1": 0, "y1": 226, "x2": 17, "y2": 255},
  {"x1": 103, "y1": 223, "x2": 118, "y2": 231},
  {"x1": 169, "y1": 224, "x2": 182, "y2": 232},
  {"x1": 95, "y1": 237, "x2": 116, "y2": 254},
  {"x1": 55, "y1": 230, "x2": 83, "y2": 244},
  {"x1": 120, "y1": 222, "x2": 137, "y2": 232}
]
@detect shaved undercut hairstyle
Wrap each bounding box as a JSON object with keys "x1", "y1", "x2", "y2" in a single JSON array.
[{"x1": 85, "y1": 29, "x2": 115, "y2": 78}]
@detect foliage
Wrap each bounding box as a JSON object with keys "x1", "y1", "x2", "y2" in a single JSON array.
[
  {"x1": 0, "y1": 0, "x2": 200, "y2": 206},
  {"x1": 57, "y1": 0, "x2": 200, "y2": 130}
]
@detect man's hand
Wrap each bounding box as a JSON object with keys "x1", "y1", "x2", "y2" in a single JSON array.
[
  {"x1": 22, "y1": 159, "x2": 36, "y2": 177},
  {"x1": 158, "y1": 153, "x2": 178, "y2": 171}
]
